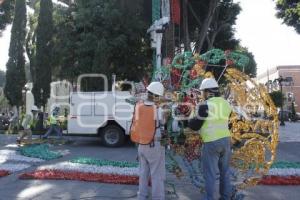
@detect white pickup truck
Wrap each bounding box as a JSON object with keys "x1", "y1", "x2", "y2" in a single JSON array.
[{"x1": 67, "y1": 90, "x2": 135, "y2": 147}]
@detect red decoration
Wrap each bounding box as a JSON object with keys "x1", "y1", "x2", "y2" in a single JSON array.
[
  {"x1": 184, "y1": 140, "x2": 201, "y2": 162},
  {"x1": 259, "y1": 176, "x2": 300, "y2": 185},
  {"x1": 0, "y1": 170, "x2": 10, "y2": 178},
  {"x1": 171, "y1": 0, "x2": 181, "y2": 25},
  {"x1": 20, "y1": 170, "x2": 139, "y2": 185},
  {"x1": 171, "y1": 68, "x2": 181, "y2": 89},
  {"x1": 226, "y1": 59, "x2": 234, "y2": 66},
  {"x1": 190, "y1": 69, "x2": 198, "y2": 79},
  {"x1": 224, "y1": 50, "x2": 231, "y2": 56},
  {"x1": 196, "y1": 60, "x2": 206, "y2": 67}
]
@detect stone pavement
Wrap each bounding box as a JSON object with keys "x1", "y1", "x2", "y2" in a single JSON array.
[
  {"x1": 278, "y1": 121, "x2": 300, "y2": 142},
  {"x1": 0, "y1": 122, "x2": 299, "y2": 200}
]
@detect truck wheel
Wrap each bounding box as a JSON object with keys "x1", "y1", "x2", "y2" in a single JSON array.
[{"x1": 101, "y1": 125, "x2": 125, "y2": 147}]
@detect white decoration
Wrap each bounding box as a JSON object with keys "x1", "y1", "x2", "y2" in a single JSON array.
[
  {"x1": 38, "y1": 162, "x2": 139, "y2": 176},
  {"x1": 0, "y1": 150, "x2": 44, "y2": 163},
  {"x1": 0, "y1": 163, "x2": 31, "y2": 172},
  {"x1": 268, "y1": 168, "x2": 300, "y2": 176}
]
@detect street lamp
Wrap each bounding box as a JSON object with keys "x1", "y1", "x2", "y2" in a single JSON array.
[{"x1": 274, "y1": 76, "x2": 290, "y2": 126}]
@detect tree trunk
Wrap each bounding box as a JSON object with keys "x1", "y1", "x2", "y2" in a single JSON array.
[
  {"x1": 208, "y1": 23, "x2": 230, "y2": 50},
  {"x1": 207, "y1": 31, "x2": 217, "y2": 50},
  {"x1": 182, "y1": 0, "x2": 191, "y2": 51},
  {"x1": 25, "y1": 31, "x2": 35, "y2": 83},
  {"x1": 197, "y1": 0, "x2": 218, "y2": 53}
]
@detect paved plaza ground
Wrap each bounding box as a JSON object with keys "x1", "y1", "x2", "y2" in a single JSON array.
[{"x1": 0, "y1": 122, "x2": 299, "y2": 200}]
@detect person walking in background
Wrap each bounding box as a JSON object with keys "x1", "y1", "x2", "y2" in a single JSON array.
[
  {"x1": 16, "y1": 105, "x2": 39, "y2": 144},
  {"x1": 42, "y1": 107, "x2": 62, "y2": 139},
  {"x1": 8, "y1": 110, "x2": 19, "y2": 134},
  {"x1": 189, "y1": 78, "x2": 233, "y2": 200}
]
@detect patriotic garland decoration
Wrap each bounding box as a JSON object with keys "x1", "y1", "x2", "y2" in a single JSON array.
[
  {"x1": 0, "y1": 150, "x2": 44, "y2": 163},
  {"x1": 0, "y1": 170, "x2": 10, "y2": 178},
  {"x1": 19, "y1": 157, "x2": 139, "y2": 185},
  {"x1": 259, "y1": 161, "x2": 300, "y2": 185},
  {"x1": 0, "y1": 163, "x2": 31, "y2": 172},
  {"x1": 0, "y1": 144, "x2": 62, "y2": 177},
  {"x1": 20, "y1": 170, "x2": 139, "y2": 185},
  {"x1": 17, "y1": 157, "x2": 300, "y2": 187},
  {"x1": 37, "y1": 161, "x2": 139, "y2": 176},
  {"x1": 19, "y1": 144, "x2": 63, "y2": 160},
  {"x1": 0, "y1": 149, "x2": 42, "y2": 176},
  {"x1": 70, "y1": 157, "x2": 139, "y2": 168}
]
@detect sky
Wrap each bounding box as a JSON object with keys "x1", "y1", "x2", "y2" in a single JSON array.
[
  {"x1": 1, "y1": 0, "x2": 300, "y2": 76},
  {"x1": 0, "y1": 24, "x2": 11, "y2": 71},
  {"x1": 234, "y1": 0, "x2": 300, "y2": 75}
]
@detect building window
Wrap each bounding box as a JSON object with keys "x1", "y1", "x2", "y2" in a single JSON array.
[{"x1": 284, "y1": 77, "x2": 293, "y2": 86}]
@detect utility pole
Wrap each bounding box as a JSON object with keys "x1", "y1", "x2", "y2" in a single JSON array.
[{"x1": 148, "y1": 0, "x2": 170, "y2": 80}]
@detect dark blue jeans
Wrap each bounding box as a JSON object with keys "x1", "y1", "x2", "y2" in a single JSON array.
[
  {"x1": 43, "y1": 125, "x2": 62, "y2": 138},
  {"x1": 202, "y1": 137, "x2": 231, "y2": 200}
]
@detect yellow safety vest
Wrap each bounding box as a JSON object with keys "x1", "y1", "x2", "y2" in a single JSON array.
[
  {"x1": 200, "y1": 97, "x2": 232, "y2": 142},
  {"x1": 49, "y1": 115, "x2": 57, "y2": 125}
]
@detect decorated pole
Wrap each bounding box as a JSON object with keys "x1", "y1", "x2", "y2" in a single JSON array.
[{"x1": 148, "y1": 0, "x2": 170, "y2": 79}]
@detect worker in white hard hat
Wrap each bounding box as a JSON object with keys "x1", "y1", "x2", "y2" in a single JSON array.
[
  {"x1": 188, "y1": 78, "x2": 232, "y2": 200},
  {"x1": 137, "y1": 81, "x2": 168, "y2": 200},
  {"x1": 17, "y1": 105, "x2": 39, "y2": 144}
]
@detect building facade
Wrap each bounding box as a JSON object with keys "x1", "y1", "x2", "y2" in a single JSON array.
[{"x1": 257, "y1": 65, "x2": 300, "y2": 112}]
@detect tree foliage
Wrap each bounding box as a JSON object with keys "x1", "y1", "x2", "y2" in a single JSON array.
[
  {"x1": 32, "y1": 0, "x2": 53, "y2": 107},
  {"x1": 269, "y1": 91, "x2": 284, "y2": 108},
  {"x1": 275, "y1": 0, "x2": 300, "y2": 34},
  {"x1": 51, "y1": 0, "x2": 151, "y2": 90},
  {"x1": 4, "y1": 0, "x2": 26, "y2": 106},
  {"x1": 235, "y1": 46, "x2": 257, "y2": 77},
  {"x1": 181, "y1": 0, "x2": 241, "y2": 53},
  {"x1": 0, "y1": 70, "x2": 6, "y2": 87},
  {"x1": 206, "y1": 0, "x2": 241, "y2": 50},
  {"x1": 0, "y1": 0, "x2": 15, "y2": 34},
  {"x1": 25, "y1": 8, "x2": 38, "y2": 83}
]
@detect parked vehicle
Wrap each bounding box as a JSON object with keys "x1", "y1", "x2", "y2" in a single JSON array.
[{"x1": 67, "y1": 90, "x2": 134, "y2": 147}]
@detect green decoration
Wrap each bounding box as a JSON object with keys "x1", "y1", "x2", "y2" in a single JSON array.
[
  {"x1": 172, "y1": 52, "x2": 195, "y2": 70},
  {"x1": 71, "y1": 157, "x2": 139, "y2": 168},
  {"x1": 182, "y1": 78, "x2": 203, "y2": 91},
  {"x1": 152, "y1": 0, "x2": 161, "y2": 22},
  {"x1": 200, "y1": 49, "x2": 226, "y2": 65},
  {"x1": 271, "y1": 161, "x2": 300, "y2": 169},
  {"x1": 153, "y1": 66, "x2": 170, "y2": 82},
  {"x1": 19, "y1": 144, "x2": 62, "y2": 160},
  {"x1": 227, "y1": 51, "x2": 250, "y2": 69}
]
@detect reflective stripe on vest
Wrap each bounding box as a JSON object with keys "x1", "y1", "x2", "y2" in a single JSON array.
[{"x1": 200, "y1": 97, "x2": 232, "y2": 142}]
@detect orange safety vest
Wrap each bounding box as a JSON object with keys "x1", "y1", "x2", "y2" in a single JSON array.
[{"x1": 130, "y1": 102, "x2": 157, "y2": 144}]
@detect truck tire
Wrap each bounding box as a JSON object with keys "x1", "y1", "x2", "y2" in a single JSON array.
[{"x1": 101, "y1": 125, "x2": 125, "y2": 147}]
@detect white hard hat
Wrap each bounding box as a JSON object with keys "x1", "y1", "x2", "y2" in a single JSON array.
[
  {"x1": 199, "y1": 78, "x2": 219, "y2": 90},
  {"x1": 31, "y1": 105, "x2": 39, "y2": 111},
  {"x1": 146, "y1": 82, "x2": 164, "y2": 96}
]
